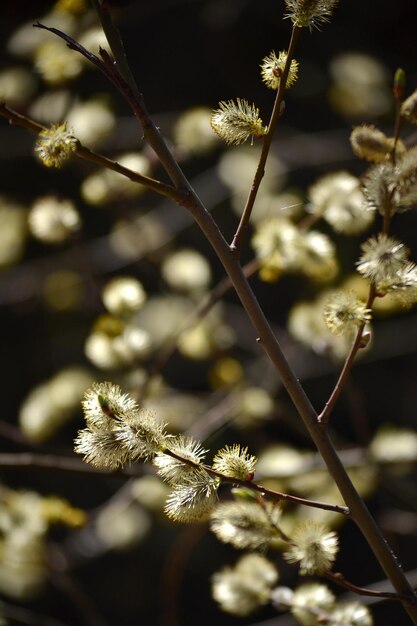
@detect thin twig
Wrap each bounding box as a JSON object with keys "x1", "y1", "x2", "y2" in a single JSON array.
[
  {"x1": 318, "y1": 284, "x2": 376, "y2": 425},
  {"x1": 325, "y1": 571, "x2": 415, "y2": 604},
  {"x1": 89, "y1": 1, "x2": 191, "y2": 190},
  {"x1": 0, "y1": 449, "x2": 347, "y2": 514},
  {"x1": 230, "y1": 25, "x2": 302, "y2": 255},
  {"x1": 391, "y1": 69, "x2": 405, "y2": 168},
  {"x1": 0, "y1": 102, "x2": 183, "y2": 203},
  {"x1": 165, "y1": 449, "x2": 349, "y2": 515},
  {"x1": 383, "y1": 102, "x2": 403, "y2": 233},
  {"x1": 257, "y1": 494, "x2": 293, "y2": 543},
  {"x1": 319, "y1": 81, "x2": 407, "y2": 427},
  {"x1": 254, "y1": 570, "x2": 417, "y2": 626},
  {"x1": 383, "y1": 91, "x2": 404, "y2": 233}
]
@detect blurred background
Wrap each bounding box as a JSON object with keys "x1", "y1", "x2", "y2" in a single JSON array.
[{"x1": 1, "y1": 1, "x2": 417, "y2": 625}]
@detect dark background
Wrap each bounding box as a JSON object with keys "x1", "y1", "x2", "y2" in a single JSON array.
[{"x1": 1, "y1": 2, "x2": 417, "y2": 626}]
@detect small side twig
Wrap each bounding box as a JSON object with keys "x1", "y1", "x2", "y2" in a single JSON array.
[
  {"x1": 0, "y1": 450, "x2": 346, "y2": 513},
  {"x1": 230, "y1": 25, "x2": 302, "y2": 256},
  {"x1": 384, "y1": 78, "x2": 404, "y2": 232},
  {"x1": 165, "y1": 449, "x2": 349, "y2": 516},
  {"x1": 319, "y1": 73, "x2": 407, "y2": 427},
  {"x1": 325, "y1": 571, "x2": 416, "y2": 605},
  {"x1": 257, "y1": 494, "x2": 293, "y2": 543},
  {"x1": 318, "y1": 284, "x2": 376, "y2": 425},
  {"x1": 0, "y1": 102, "x2": 184, "y2": 204},
  {"x1": 89, "y1": 2, "x2": 192, "y2": 190}
]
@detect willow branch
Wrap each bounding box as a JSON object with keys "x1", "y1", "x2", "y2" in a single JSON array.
[
  {"x1": 391, "y1": 70, "x2": 405, "y2": 168},
  {"x1": 0, "y1": 450, "x2": 346, "y2": 515},
  {"x1": 319, "y1": 96, "x2": 406, "y2": 426},
  {"x1": 230, "y1": 25, "x2": 301, "y2": 255},
  {"x1": 218, "y1": 475, "x2": 348, "y2": 515},
  {"x1": 318, "y1": 284, "x2": 376, "y2": 425},
  {"x1": 260, "y1": 572, "x2": 417, "y2": 626},
  {"x1": 165, "y1": 449, "x2": 348, "y2": 515},
  {"x1": 88, "y1": 1, "x2": 191, "y2": 189},
  {"x1": 0, "y1": 102, "x2": 184, "y2": 204},
  {"x1": 325, "y1": 571, "x2": 414, "y2": 604},
  {"x1": 0, "y1": 450, "x2": 345, "y2": 513}
]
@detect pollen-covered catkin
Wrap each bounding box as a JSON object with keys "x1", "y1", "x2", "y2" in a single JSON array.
[
  {"x1": 212, "y1": 445, "x2": 257, "y2": 480},
  {"x1": 74, "y1": 382, "x2": 168, "y2": 468},
  {"x1": 210, "y1": 500, "x2": 282, "y2": 550},
  {"x1": 212, "y1": 553, "x2": 278, "y2": 617},
  {"x1": 210, "y1": 99, "x2": 267, "y2": 145},
  {"x1": 350, "y1": 124, "x2": 405, "y2": 162},
  {"x1": 164, "y1": 470, "x2": 219, "y2": 522},
  {"x1": 284, "y1": 0, "x2": 339, "y2": 29},
  {"x1": 260, "y1": 50, "x2": 299, "y2": 90},
  {"x1": 35, "y1": 122, "x2": 77, "y2": 168},
  {"x1": 323, "y1": 290, "x2": 371, "y2": 336},
  {"x1": 283, "y1": 520, "x2": 339, "y2": 574}
]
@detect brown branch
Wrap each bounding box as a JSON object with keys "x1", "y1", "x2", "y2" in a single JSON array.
[
  {"x1": 319, "y1": 82, "x2": 407, "y2": 428},
  {"x1": 257, "y1": 571, "x2": 417, "y2": 626},
  {"x1": 0, "y1": 450, "x2": 347, "y2": 515},
  {"x1": 34, "y1": 22, "x2": 108, "y2": 71},
  {"x1": 90, "y1": 0, "x2": 191, "y2": 190},
  {"x1": 257, "y1": 494, "x2": 293, "y2": 543},
  {"x1": 165, "y1": 449, "x2": 349, "y2": 515},
  {"x1": 319, "y1": 69, "x2": 410, "y2": 428},
  {"x1": 0, "y1": 102, "x2": 184, "y2": 204},
  {"x1": 230, "y1": 25, "x2": 302, "y2": 256},
  {"x1": 325, "y1": 571, "x2": 416, "y2": 605},
  {"x1": 318, "y1": 284, "x2": 376, "y2": 425}
]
